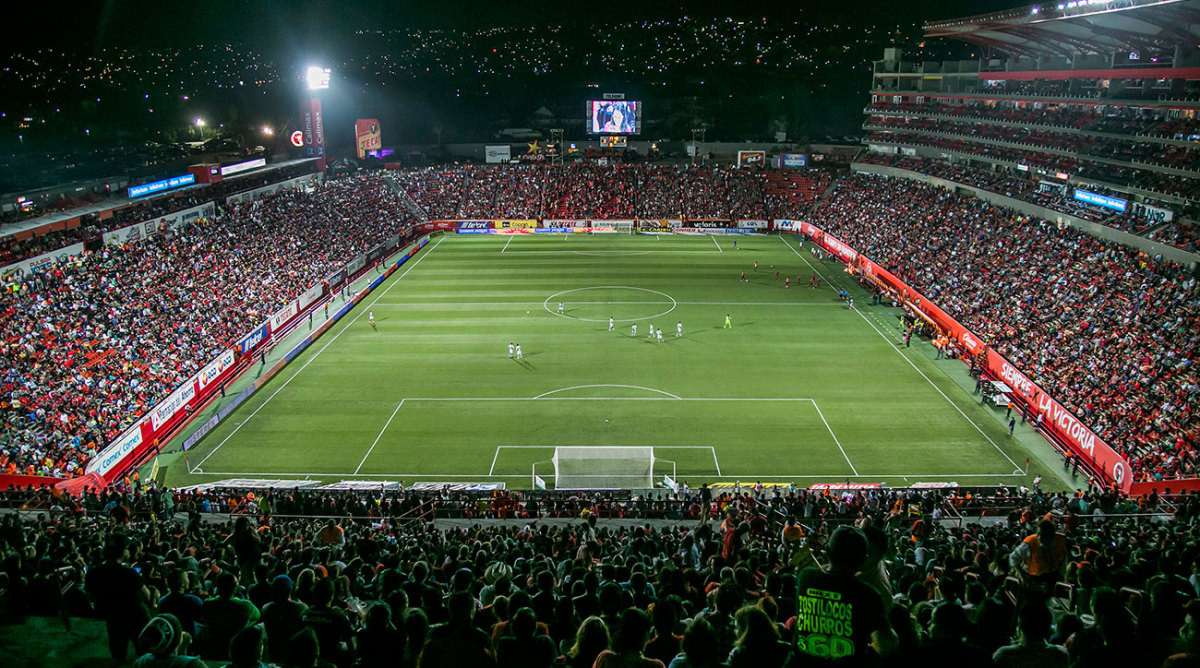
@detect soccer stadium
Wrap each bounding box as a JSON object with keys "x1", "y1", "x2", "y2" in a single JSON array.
[{"x1": 1, "y1": 1, "x2": 1199, "y2": 666}]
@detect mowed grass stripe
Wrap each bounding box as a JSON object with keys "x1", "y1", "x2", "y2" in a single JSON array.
[{"x1": 177, "y1": 234, "x2": 1030, "y2": 488}]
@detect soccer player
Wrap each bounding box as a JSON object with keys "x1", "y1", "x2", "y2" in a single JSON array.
[
  {"x1": 515, "y1": 343, "x2": 523, "y2": 359},
  {"x1": 676, "y1": 321, "x2": 682, "y2": 337},
  {"x1": 732, "y1": 239, "x2": 737, "y2": 250},
  {"x1": 785, "y1": 276, "x2": 790, "y2": 288},
  {"x1": 369, "y1": 311, "x2": 376, "y2": 330},
  {"x1": 848, "y1": 297, "x2": 854, "y2": 310},
  {"x1": 649, "y1": 324, "x2": 655, "y2": 338},
  {"x1": 754, "y1": 261, "x2": 758, "y2": 271},
  {"x1": 609, "y1": 316, "x2": 614, "y2": 331},
  {"x1": 631, "y1": 324, "x2": 637, "y2": 337},
  {"x1": 809, "y1": 274, "x2": 816, "y2": 288},
  {"x1": 508, "y1": 342, "x2": 514, "y2": 358},
  {"x1": 740, "y1": 270, "x2": 746, "y2": 282},
  {"x1": 656, "y1": 329, "x2": 663, "y2": 343},
  {"x1": 724, "y1": 314, "x2": 732, "y2": 329}
]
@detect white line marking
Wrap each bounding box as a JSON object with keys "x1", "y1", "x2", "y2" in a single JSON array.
[
  {"x1": 779, "y1": 235, "x2": 1022, "y2": 471},
  {"x1": 187, "y1": 471, "x2": 1025, "y2": 478},
  {"x1": 191, "y1": 237, "x2": 445, "y2": 470},
  {"x1": 502, "y1": 234, "x2": 514, "y2": 253},
  {"x1": 851, "y1": 307, "x2": 1023, "y2": 470},
  {"x1": 394, "y1": 397, "x2": 818, "y2": 401},
  {"x1": 500, "y1": 249, "x2": 721, "y2": 254},
  {"x1": 533, "y1": 385, "x2": 682, "y2": 399},
  {"x1": 489, "y1": 446, "x2": 502, "y2": 476},
  {"x1": 712, "y1": 448, "x2": 722, "y2": 476},
  {"x1": 712, "y1": 235, "x2": 723, "y2": 252},
  {"x1": 354, "y1": 399, "x2": 405, "y2": 474},
  {"x1": 374, "y1": 301, "x2": 844, "y2": 307},
  {"x1": 810, "y1": 401, "x2": 858, "y2": 475}
]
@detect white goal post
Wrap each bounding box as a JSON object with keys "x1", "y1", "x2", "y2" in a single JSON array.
[
  {"x1": 589, "y1": 221, "x2": 635, "y2": 235},
  {"x1": 547, "y1": 446, "x2": 666, "y2": 490}
]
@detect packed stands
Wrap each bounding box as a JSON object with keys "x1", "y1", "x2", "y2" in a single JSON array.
[
  {"x1": 0, "y1": 173, "x2": 414, "y2": 480},
  {"x1": 0, "y1": 481, "x2": 1194, "y2": 667},
  {"x1": 1, "y1": 163, "x2": 320, "y2": 267},
  {"x1": 807, "y1": 172, "x2": 1199, "y2": 483},
  {"x1": 856, "y1": 154, "x2": 1196, "y2": 246}
]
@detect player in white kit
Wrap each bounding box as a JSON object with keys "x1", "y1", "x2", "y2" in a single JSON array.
[{"x1": 609, "y1": 316, "x2": 614, "y2": 331}]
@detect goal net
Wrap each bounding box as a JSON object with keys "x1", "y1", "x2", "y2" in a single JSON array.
[
  {"x1": 590, "y1": 221, "x2": 635, "y2": 234},
  {"x1": 551, "y1": 446, "x2": 654, "y2": 489}
]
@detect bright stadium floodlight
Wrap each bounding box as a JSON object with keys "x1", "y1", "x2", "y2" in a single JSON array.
[
  {"x1": 194, "y1": 118, "x2": 205, "y2": 127},
  {"x1": 306, "y1": 66, "x2": 331, "y2": 90},
  {"x1": 261, "y1": 125, "x2": 274, "y2": 136}
]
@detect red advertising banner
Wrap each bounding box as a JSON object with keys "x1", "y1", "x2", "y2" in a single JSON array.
[
  {"x1": 984, "y1": 349, "x2": 1132, "y2": 492},
  {"x1": 355, "y1": 119, "x2": 382, "y2": 159}
]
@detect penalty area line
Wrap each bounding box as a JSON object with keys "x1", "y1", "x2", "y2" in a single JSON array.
[{"x1": 354, "y1": 399, "x2": 406, "y2": 474}]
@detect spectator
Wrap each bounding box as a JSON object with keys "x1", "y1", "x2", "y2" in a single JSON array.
[
  {"x1": 991, "y1": 603, "x2": 1067, "y2": 668},
  {"x1": 202, "y1": 572, "x2": 260, "y2": 662},
  {"x1": 726, "y1": 606, "x2": 791, "y2": 668},
  {"x1": 562, "y1": 615, "x2": 611, "y2": 668},
  {"x1": 595, "y1": 607, "x2": 666, "y2": 668},
  {"x1": 135, "y1": 613, "x2": 207, "y2": 668}
]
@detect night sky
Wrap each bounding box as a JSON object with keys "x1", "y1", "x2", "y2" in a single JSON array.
[{"x1": 12, "y1": 0, "x2": 1032, "y2": 54}]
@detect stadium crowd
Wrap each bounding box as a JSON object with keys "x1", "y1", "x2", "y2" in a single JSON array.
[
  {"x1": 807, "y1": 173, "x2": 1199, "y2": 484},
  {"x1": 855, "y1": 153, "x2": 1193, "y2": 243},
  {"x1": 0, "y1": 481, "x2": 1196, "y2": 667},
  {"x1": 383, "y1": 164, "x2": 816, "y2": 222},
  {"x1": 0, "y1": 173, "x2": 414, "y2": 480},
  {"x1": 866, "y1": 129, "x2": 1200, "y2": 201},
  {"x1": 867, "y1": 100, "x2": 1200, "y2": 141},
  {"x1": 0, "y1": 163, "x2": 321, "y2": 267}
]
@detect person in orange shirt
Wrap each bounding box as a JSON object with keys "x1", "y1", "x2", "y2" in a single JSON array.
[{"x1": 1009, "y1": 519, "x2": 1069, "y2": 592}]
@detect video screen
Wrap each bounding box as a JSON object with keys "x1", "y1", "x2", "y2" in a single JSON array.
[{"x1": 589, "y1": 100, "x2": 640, "y2": 135}]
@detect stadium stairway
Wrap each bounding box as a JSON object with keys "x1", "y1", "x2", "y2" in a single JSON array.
[{"x1": 382, "y1": 174, "x2": 430, "y2": 222}]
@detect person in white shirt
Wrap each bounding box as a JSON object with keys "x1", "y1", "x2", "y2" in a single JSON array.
[
  {"x1": 656, "y1": 329, "x2": 663, "y2": 343},
  {"x1": 676, "y1": 321, "x2": 682, "y2": 337},
  {"x1": 508, "y1": 342, "x2": 514, "y2": 358},
  {"x1": 631, "y1": 324, "x2": 637, "y2": 337},
  {"x1": 609, "y1": 316, "x2": 614, "y2": 331},
  {"x1": 515, "y1": 344, "x2": 523, "y2": 359},
  {"x1": 648, "y1": 324, "x2": 655, "y2": 338},
  {"x1": 558, "y1": 302, "x2": 564, "y2": 314}
]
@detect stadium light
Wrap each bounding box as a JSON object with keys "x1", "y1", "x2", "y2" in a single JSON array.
[
  {"x1": 194, "y1": 118, "x2": 205, "y2": 127},
  {"x1": 261, "y1": 126, "x2": 274, "y2": 136},
  {"x1": 306, "y1": 66, "x2": 331, "y2": 90}
]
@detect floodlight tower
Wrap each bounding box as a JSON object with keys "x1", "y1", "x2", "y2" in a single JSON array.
[{"x1": 302, "y1": 66, "x2": 331, "y2": 172}]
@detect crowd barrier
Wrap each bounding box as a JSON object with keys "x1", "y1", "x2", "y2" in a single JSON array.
[{"x1": 787, "y1": 222, "x2": 1192, "y2": 496}]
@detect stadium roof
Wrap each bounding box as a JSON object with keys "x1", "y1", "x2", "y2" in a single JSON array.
[{"x1": 924, "y1": 0, "x2": 1200, "y2": 58}]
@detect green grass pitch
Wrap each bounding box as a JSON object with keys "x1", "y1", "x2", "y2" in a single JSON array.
[{"x1": 172, "y1": 232, "x2": 1043, "y2": 490}]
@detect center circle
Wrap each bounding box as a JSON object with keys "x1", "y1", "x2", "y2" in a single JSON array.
[{"x1": 544, "y1": 286, "x2": 677, "y2": 323}]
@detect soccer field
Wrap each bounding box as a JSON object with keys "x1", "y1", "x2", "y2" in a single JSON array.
[{"x1": 171, "y1": 232, "x2": 1048, "y2": 490}]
